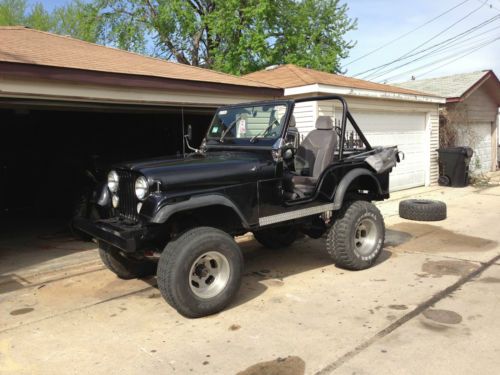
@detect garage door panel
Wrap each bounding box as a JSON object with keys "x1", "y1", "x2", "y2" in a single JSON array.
[{"x1": 351, "y1": 111, "x2": 426, "y2": 191}]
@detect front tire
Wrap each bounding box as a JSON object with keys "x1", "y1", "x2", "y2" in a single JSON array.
[
  {"x1": 326, "y1": 201, "x2": 384, "y2": 270},
  {"x1": 99, "y1": 242, "x2": 156, "y2": 279},
  {"x1": 253, "y1": 226, "x2": 297, "y2": 249},
  {"x1": 157, "y1": 227, "x2": 243, "y2": 318}
]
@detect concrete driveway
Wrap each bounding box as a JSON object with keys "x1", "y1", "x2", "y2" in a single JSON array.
[{"x1": 1, "y1": 183, "x2": 500, "y2": 374}]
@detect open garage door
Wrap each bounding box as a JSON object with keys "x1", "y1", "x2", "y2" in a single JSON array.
[
  {"x1": 0, "y1": 100, "x2": 215, "y2": 220},
  {"x1": 350, "y1": 111, "x2": 427, "y2": 191}
]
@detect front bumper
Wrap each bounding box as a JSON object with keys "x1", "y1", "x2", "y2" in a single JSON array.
[{"x1": 74, "y1": 217, "x2": 147, "y2": 253}]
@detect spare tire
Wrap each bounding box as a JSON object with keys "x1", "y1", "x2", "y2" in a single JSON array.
[{"x1": 399, "y1": 199, "x2": 447, "y2": 221}]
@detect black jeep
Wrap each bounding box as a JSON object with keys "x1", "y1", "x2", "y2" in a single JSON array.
[{"x1": 75, "y1": 95, "x2": 400, "y2": 318}]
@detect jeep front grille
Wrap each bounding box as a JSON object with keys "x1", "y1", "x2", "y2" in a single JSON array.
[{"x1": 116, "y1": 170, "x2": 139, "y2": 222}]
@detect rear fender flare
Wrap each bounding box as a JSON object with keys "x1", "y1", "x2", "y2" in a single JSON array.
[
  {"x1": 333, "y1": 168, "x2": 382, "y2": 208},
  {"x1": 151, "y1": 194, "x2": 250, "y2": 229}
]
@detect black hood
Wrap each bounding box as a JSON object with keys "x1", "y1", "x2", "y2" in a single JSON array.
[{"x1": 115, "y1": 151, "x2": 274, "y2": 190}]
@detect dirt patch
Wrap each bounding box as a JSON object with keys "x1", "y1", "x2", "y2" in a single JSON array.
[
  {"x1": 478, "y1": 277, "x2": 500, "y2": 283},
  {"x1": 423, "y1": 309, "x2": 462, "y2": 325},
  {"x1": 229, "y1": 324, "x2": 241, "y2": 331},
  {"x1": 388, "y1": 304, "x2": 408, "y2": 310},
  {"x1": 419, "y1": 320, "x2": 452, "y2": 332},
  {"x1": 384, "y1": 229, "x2": 413, "y2": 248},
  {"x1": 10, "y1": 307, "x2": 34, "y2": 316},
  {"x1": 237, "y1": 356, "x2": 305, "y2": 375},
  {"x1": 261, "y1": 279, "x2": 284, "y2": 287},
  {"x1": 388, "y1": 223, "x2": 496, "y2": 253},
  {"x1": 422, "y1": 260, "x2": 478, "y2": 278}
]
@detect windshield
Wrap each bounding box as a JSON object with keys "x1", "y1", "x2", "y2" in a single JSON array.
[{"x1": 207, "y1": 104, "x2": 288, "y2": 141}]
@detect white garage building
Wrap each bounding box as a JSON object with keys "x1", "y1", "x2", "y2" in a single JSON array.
[
  {"x1": 397, "y1": 70, "x2": 500, "y2": 174},
  {"x1": 245, "y1": 65, "x2": 444, "y2": 191}
]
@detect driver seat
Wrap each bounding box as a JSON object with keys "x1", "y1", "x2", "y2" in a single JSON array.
[{"x1": 291, "y1": 116, "x2": 337, "y2": 196}]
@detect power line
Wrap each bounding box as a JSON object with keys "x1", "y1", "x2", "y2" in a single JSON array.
[
  {"x1": 343, "y1": 0, "x2": 472, "y2": 67},
  {"x1": 354, "y1": 0, "x2": 489, "y2": 79},
  {"x1": 416, "y1": 38, "x2": 499, "y2": 77},
  {"x1": 381, "y1": 36, "x2": 499, "y2": 82},
  {"x1": 383, "y1": 36, "x2": 499, "y2": 82},
  {"x1": 366, "y1": 18, "x2": 500, "y2": 80}
]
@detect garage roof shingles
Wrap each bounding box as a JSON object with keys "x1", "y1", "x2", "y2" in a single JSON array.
[
  {"x1": 395, "y1": 71, "x2": 493, "y2": 98},
  {"x1": 0, "y1": 26, "x2": 276, "y2": 89},
  {"x1": 244, "y1": 64, "x2": 429, "y2": 96}
]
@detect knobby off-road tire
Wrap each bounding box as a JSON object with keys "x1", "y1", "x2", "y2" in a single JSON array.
[
  {"x1": 326, "y1": 200, "x2": 385, "y2": 270},
  {"x1": 157, "y1": 227, "x2": 243, "y2": 318},
  {"x1": 399, "y1": 199, "x2": 447, "y2": 221},
  {"x1": 253, "y1": 226, "x2": 298, "y2": 249},
  {"x1": 98, "y1": 242, "x2": 156, "y2": 279}
]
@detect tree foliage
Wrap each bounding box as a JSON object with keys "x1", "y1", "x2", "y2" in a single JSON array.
[
  {"x1": 0, "y1": 0, "x2": 101, "y2": 42},
  {"x1": 0, "y1": 0, "x2": 357, "y2": 75},
  {"x1": 96, "y1": 0, "x2": 356, "y2": 74}
]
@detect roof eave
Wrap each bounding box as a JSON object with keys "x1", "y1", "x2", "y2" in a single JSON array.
[
  {"x1": 284, "y1": 83, "x2": 445, "y2": 103},
  {"x1": 0, "y1": 61, "x2": 284, "y2": 97}
]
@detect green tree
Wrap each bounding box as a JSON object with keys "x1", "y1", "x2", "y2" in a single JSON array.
[
  {"x1": 0, "y1": 0, "x2": 100, "y2": 42},
  {"x1": 52, "y1": 0, "x2": 102, "y2": 42},
  {"x1": 96, "y1": 0, "x2": 356, "y2": 74},
  {"x1": 0, "y1": 0, "x2": 28, "y2": 25}
]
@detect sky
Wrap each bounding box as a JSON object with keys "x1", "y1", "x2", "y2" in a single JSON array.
[
  {"x1": 39, "y1": 0, "x2": 500, "y2": 83},
  {"x1": 343, "y1": 0, "x2": 500, "y2": 83}
]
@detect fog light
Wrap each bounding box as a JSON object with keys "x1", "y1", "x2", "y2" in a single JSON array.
[
  {"x1": 137, "y1": 202, "x2": 143, "y2": 213},
  {"x1": 112, "y1": 194, "x2": 119, "y2": 208}
]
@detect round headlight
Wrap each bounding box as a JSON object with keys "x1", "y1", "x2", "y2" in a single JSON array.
[
  {"x1": 107, "y1": 170, "x2": 119, "y2": 193},
  {"x1": 135, "y1": 176, "x2": 149, "y2": 200}
]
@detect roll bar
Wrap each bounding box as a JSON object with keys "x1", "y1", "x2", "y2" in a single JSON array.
[{"x1": 294, "y1": 95, "x2": 372, "y2": 159}]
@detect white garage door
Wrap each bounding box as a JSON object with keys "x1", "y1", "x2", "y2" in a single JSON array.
[{"x1": 351, "y1": 111, "x2": 427, "y2": 191}]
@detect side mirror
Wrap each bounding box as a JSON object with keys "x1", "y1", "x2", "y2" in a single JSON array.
[
  {"x1": 283, "y1": 147, "x2": 294, "y2": 160},
  {"x1": 186, "y1": 124, "x2": 193, "y2": 141}
]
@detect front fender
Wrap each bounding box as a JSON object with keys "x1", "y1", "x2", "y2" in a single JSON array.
[
  {"x1": 145, "y1": 193, "x2": 250, "y2": 228},
  {"x1": 332, "y1": 168, "x2": 383, "y2": 208}
]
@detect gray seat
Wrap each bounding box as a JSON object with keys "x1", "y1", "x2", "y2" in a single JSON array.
[{"x1": 292, "y1": 116, "x2": 337, "y2": 196}]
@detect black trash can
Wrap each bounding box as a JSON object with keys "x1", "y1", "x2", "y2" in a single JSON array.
[{"x1": 437, "y1": 147, "x2": 474, "y2": 187}]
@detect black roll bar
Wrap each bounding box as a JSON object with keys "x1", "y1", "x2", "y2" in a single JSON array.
[{"x1": 294, "y1": 95, "x2": 372, "y2": 159}]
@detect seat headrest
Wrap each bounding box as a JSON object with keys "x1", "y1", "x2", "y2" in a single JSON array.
[
  {"x1": 280, "y1": 114, "x2": 296, "y2": 128},
  {"x1": 315, "y1": 116, "x2": 333, "y2": 130}
]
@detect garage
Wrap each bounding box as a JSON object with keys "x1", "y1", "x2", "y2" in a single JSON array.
[
  {"x1": 0, "y1": 101, "x2": 214, "y2": 219},
  {"x1": 0, "y1": 27, "x2": 281, "y2": 237},
  {"x1": 454, "y1": 121, "x2": 492, "y2": 173},
  {"x1": 245, "y1": 64, "x2": 444, "y2": 191},
  {"x1": 350, "y1": 111, "x2": 427, "y2": 190},
  {"x1": 397, "y1": 70, "x2": 500, "y2": 174}
]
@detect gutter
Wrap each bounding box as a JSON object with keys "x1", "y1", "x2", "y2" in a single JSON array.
[{"x1": 284, "y1": 83, "x2": 445, "y2": 104}]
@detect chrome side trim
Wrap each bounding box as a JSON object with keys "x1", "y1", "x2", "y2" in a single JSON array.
[{"x1": 259, "y1": 203, "x2": 336, "y2": 227}]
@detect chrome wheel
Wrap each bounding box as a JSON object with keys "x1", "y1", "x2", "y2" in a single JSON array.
[
  {"x1": 189, "y1": 251, "x2": 231, "y2": 299},
  {"x1": 354, "y1": 218, "x2": 379, "y2": 257}
]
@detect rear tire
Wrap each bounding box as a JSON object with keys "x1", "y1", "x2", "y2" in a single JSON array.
[
  {"x1": 99, "y1": 242, "x2": 156, "y2": 279},
  {"x1": 253, "y1": 226, "x2": 297, "y2": 249},
  {"x1": 326, "y1": 201, "x2": 384, "y2": 270},
  {"x1": 157, "y1": 227, "x2": 243, "y2": 318}
]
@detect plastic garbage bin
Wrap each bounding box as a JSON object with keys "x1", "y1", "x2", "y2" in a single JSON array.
[{"x1": 437, "y1": 147, "x2": 474, "y2": 187}]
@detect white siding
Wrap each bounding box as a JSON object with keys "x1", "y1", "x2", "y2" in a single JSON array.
[
  {"x1": 293, "y1": 101, "x2": 316, "y2": 138},
  {"x1": 453, "y1": 122, "x2": 492, "y2": 173},
  {"x1": 429, "y1": 112, "x2": 440, "y2": 184},
  {"x1": 446, "y1": 86, "x2": 498, "y2": 173}
]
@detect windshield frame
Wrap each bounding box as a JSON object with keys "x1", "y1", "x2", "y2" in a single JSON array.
[{"x1": 205, "y1": 100, "x2": 294, "y2": 149}]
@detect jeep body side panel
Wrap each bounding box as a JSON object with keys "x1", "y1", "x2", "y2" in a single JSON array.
[{"x1": 147, "y1": 181, "x2": 260, "y2": 228}]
